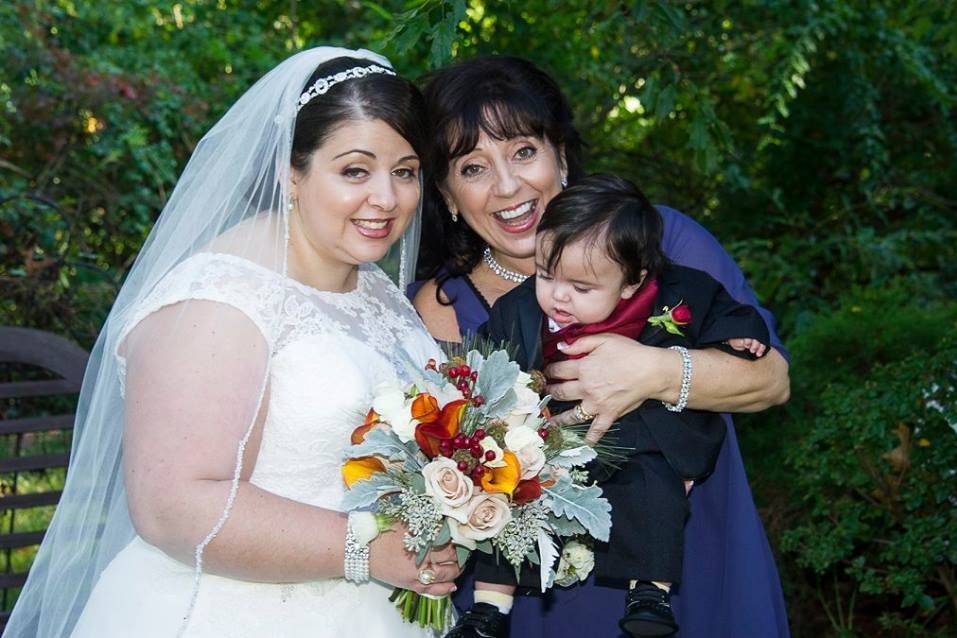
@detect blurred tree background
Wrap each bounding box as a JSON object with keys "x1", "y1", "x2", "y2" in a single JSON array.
[{"x1": 1, "y1": 1, "x2": 955, "y2": 635}]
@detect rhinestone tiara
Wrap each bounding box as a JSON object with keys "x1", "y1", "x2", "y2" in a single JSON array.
[{"x1": 296, "y1": 64, "x2": 396, "y2": 112}]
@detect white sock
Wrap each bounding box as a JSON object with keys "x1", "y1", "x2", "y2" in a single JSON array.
[
  {"x1": 652, "y1": 581, "x2": 672, "y2": 593},
  {"x1": 630, "y1": 579, "x2": 672, "y2": 592},
  {"x1": 474, "y1": 590, "x2": 514, "y2": 614}
]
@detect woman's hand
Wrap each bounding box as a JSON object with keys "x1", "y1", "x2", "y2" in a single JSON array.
[
  {"x1": 545, "y1": 333, "x2": 790, "y2": 445},
  {"x1": 545, "y1": 334, "x2": 673, "y2": 444},
  {"x1": 368, "y1": 521, "x2": 462, "y2": 596}
]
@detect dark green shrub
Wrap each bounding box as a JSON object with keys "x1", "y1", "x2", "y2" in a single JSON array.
[{"x1": 776, "y1": 285, "x2": 957, "y2": 636}]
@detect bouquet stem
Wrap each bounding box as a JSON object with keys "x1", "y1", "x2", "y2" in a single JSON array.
[{"x1": 388, "y1": 588, "x2": 453, "y2": 633}]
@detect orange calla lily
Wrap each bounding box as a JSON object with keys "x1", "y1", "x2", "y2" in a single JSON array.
[
  {"x1": 480, "y1": 451, "x2": 521, "y2": 497},
  {"x1": 411, "y1": 393, "x2": 440, "y2": 424},
  {"x1": 342, "y1": 456, "x2": 385, "y2": 488},
  {"x1": 351, "y1": 409, "x2": 380, "y2": 444},
  {"x1": 415, "y1": 399, "x2": 467, "y2": 458}
]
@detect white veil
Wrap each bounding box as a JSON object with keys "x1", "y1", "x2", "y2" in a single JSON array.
[{"x1": 5, "y1": 46, "x2": 421, "y2": 637}]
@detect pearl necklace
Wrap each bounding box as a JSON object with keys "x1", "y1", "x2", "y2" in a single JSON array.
[{"x1": 482, "y1": 247, "x2": 529, "y2": 284}]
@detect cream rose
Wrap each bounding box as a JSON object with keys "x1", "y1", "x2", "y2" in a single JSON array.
[
  {"x1": 514, "y1": 444, "x2": 546, "y2": 480},
  {"x1": 422, "y1": 457, "x2": 473, "y2": 510},
  {"x1": 504, "y1": 372, "x2": 543, "y2": 429},
  {"x1": 505, "y1": 426, "x2": 546, "y2": 480},
  {"x1": 504, "y1": 425, "x2": 543, "y2": 451},
  {"x1": 446, "y1": 493, "x2": 512, "y2": 549}
]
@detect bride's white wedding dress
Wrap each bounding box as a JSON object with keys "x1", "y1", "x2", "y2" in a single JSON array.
[{"x1": 71, "y1": 253, "x2": 440, "y2": 637}]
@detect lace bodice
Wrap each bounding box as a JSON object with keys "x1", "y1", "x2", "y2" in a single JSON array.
[{"x1": 119, "y1": 252, "x2": 441, "y2": 509}]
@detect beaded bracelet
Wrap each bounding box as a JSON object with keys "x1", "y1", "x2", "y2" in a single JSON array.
[
  {"x1": 343, "y1": 512, "x2": 370, "y2": 583},
  {"x1": 663, "y1": 345, "x2": 692, "y2": 413}
]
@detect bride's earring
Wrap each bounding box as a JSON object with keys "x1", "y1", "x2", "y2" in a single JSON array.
[
  {"x1": 450, "y1": 208, "x2": 459, "y2": 223},
  {"x1": 561, "y1": 175, "x2": 568, "y2": 189}
]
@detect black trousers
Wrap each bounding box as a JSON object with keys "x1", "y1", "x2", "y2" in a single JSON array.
[
  {"x1": 473, "y1": 455, "x2": 689, "y2": 590},
  {"x1": 593, "y1": 451, "x2": 688, "y2": 584}
]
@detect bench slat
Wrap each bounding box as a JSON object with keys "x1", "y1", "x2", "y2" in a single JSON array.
[
  {"x1": 0, "y1": 530, "x2": 45, "y2": 550},
  {"x1": 0, "y1": 379, "x2": 81, "y2": 399},
  {"x1": 0, "y1": 572, "x2": 28, "y2": 589},
  {"x1": 0, "y1": 491, "x2": 62, "y2": 510},
  {"x1": 0, "y1": 414, "x2": 75, "y2": 435},
  {"x1": 0, "y1": 453, "x2": 69, "y2": 473}
]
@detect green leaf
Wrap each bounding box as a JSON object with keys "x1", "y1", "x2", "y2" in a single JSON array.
[
  {"x1": 475, "y1": 349, "x2": 521, "y2": 417},
  {"x1": 341, "y1": 473, "x2": 402, "y2": 510},
  {"x1": 361, "y1": 1, "x2": 393, "y2": 20},
  {"x1": 549, "y1": 444, "x2": 597, "y2": 469},
  {"x1": 390, "y1": 17, "x2": 427, "y2": 55},
  {"x1": 547, "y1": 513, "x2": 587, "y2": 536},
  {"x1": 434, "y1": 519, "x2": 451, "y2": 546},
  {"x1": 543, "y1": 476, "x2": 612, "y2": 542},
  {"x1": 653, "y1": 1, "x2": 686, "y2": 30},
  {"x1": 347, "y1": 428, "x2": 413, "y2": 462},
  {"x1": 654, "y1": 84, "x2": 676, "y2": 120},
  {"x1": 688, "y1": 113, "x2": 711, "y2": 150}
]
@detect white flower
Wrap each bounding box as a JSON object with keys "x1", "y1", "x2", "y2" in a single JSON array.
[
  {"x1": 504, "y1": 426, "x2": 546, "y2": 480},
  {"x1": 504, "y1": 425, "x2": 544, "y2": 451},
  {"x1": 445, "y1": 493, "x2": 512, "y2": 549},
  {"x1": 479, "y1": 437, "x2": 507, "y2": 468},
  {"x1": 514, "y1": 445, "x2": 545, "y2": 480},
  {"x1": 372, "y1": 384, "x2": 416, "y2": 443},
  {"x1": 554, "y1": 540, "x2": 595, "y2": 586},
  {"x1": 505, "y1": 374, "x2": 543, "y2": 429},
  {"x1": 422, "y1": 457, "x2": 474, "y2": 511}
]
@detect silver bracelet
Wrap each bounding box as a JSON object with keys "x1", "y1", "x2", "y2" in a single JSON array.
[
  {"x1": 663, "y1": 345, "x2": 692, "y2": 413},
  {"x1": 343, "y1": 513, "x2": 370, "y2": 583}
]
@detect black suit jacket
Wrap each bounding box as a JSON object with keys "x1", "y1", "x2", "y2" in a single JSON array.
[{"x1": 483, "y1": 263, "x2": 770, "y2": 480}]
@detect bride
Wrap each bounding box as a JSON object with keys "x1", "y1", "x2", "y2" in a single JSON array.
[{"x1": 5, "y1": 47, "x2": 462, "y2": 637}]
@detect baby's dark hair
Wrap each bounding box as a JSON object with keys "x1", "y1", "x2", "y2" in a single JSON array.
[{"x1": 537, "y1": 174, "x2": 665, "y2": 286}]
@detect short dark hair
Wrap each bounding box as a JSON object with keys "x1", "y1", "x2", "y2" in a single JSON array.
[
  {"x1": 537, "y1": 174, "x2": 666, "y2": 286},
  {"x1": 416, "y1": 55, "x2": 585, "y2": 281},
  {"x1": 292, "y1": 57, "x2": 428, "y2": 173}
]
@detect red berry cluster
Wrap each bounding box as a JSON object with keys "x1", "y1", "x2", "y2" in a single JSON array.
[
  {"x1": 426, "y1": 359, "x2": 485, "y2": 406},
  {"x1": 435, "y1": 429, "x2": 494, "y2": 483}
]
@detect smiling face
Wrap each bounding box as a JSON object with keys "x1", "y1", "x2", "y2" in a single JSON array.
[
  {"x1": 290, "y1": 118, "x2": 420, "y2": 284},
  {"x1": 442, "y1": 131, "x2": 566, "y2": 263},
  {"x1": 535, "y1": 231, "x2": 643, "y2": 328}
]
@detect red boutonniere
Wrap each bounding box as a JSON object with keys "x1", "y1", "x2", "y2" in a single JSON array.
[{"x1": 648, "y1": 301, "x2": 692, "y2": 336}]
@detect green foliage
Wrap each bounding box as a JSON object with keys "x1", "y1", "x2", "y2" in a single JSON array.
[
  {"x1": 740, "y1": 282, "x2": 957, "y2": 636},
  {"x1": 781, "y1": 331, "x2": 957, "y2": 636}
]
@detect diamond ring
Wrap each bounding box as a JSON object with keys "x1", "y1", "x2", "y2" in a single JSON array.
[
  {"x1": 417, "y1": 568, "x2": 436, "y2": 586},
  {"x1": 573, "y1": 403, "x2": 596, "y2": 423}
]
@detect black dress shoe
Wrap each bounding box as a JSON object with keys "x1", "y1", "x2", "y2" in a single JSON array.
[
  {"x1": 444, "y1": 602, "x2": 509, "y2": 638},
  {"x1": 619, "y1": 582, "x2": 679, "y2": 637}
]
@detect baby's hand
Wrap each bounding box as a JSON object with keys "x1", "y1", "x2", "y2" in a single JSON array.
[{"x1": 727, "y1": 337, "x2": 767, "y2": 358}]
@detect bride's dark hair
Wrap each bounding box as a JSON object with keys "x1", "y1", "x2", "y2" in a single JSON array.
[
  {"x1": 292, "y1": 56, "x2": 429, "y2": 173},
  {"x1": 415, "y1": 55, "x2": 585, "y2": 284}
]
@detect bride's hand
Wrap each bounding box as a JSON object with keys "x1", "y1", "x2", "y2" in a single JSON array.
[{"x1": 368, "y1": 521, "x2": 462, "y2": 595}]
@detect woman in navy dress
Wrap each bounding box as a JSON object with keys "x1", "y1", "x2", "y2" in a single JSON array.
[{"x1": 409, "y1": 56, "x2": 790, "y2": 638}]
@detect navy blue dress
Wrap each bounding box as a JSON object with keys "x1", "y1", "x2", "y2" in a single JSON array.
[{"x1": 408, "y1": 207, "x2": 790, "y2": 638}]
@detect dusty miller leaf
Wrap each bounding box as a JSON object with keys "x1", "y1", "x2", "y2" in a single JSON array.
[
  {"x1": 341, "y1": 473, "x2": 401, "y2": 510},
  {"x1": 543, "y1": 475, "x2": 612, "y2": 542}
]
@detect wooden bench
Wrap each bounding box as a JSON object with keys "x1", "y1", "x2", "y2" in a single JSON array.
[{"x1": 0, "y1": 327, "x2": 88, "y2": 628}]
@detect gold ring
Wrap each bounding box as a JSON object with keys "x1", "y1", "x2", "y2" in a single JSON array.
[
  {"x1": 574, "y1": 403, "x2": 595, "y2": 422},
  {"x1": 417, "y1": 568, "x2": 436, "y2": 585}
]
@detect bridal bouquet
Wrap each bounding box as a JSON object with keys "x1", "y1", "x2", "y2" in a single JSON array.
[{"x1": 341, "y1": 345, "x2": 612, "y2": 633}]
